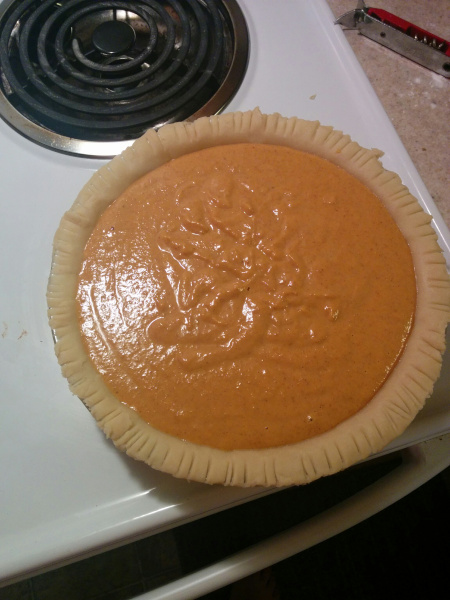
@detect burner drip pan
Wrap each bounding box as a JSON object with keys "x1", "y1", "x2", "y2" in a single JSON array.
[{"x1": 0, "y1": 0, "x2": 249, "y2": 157}]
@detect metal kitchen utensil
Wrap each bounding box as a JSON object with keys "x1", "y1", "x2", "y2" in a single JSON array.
[{"x1": 335, "y1": 0, "x2": 450, "y2": 77}]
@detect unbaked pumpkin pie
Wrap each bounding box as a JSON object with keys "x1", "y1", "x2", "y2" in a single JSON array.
[{"x1": 47, "y1": 109, "x2": 450, "y2": 487}]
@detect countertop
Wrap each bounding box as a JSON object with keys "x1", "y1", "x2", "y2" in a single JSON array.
[{"x1": 326, "y1": 0, "x2": 449, "y2": 227}]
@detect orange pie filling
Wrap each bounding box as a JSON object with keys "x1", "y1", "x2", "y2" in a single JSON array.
[{"x1": 76, "y1": 143, "x2": 416, "y2": 451}]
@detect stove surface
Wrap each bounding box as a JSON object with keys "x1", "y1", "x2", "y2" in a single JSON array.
[{"x1": 0, "y1": 0, "x2": 449, "y2": 587}]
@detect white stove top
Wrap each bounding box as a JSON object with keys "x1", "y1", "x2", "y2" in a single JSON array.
[{"x1": 1, "y1": 0, "x2": 449, "y2": 586}]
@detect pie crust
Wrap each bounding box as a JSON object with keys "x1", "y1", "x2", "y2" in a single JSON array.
[{"x1": 47, "y1": 109, "x2": 450, "y2": 487}]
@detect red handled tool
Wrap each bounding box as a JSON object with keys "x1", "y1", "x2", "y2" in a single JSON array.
[{"x1": 335, "y1": 0, "x2": 450, "y2": 77}]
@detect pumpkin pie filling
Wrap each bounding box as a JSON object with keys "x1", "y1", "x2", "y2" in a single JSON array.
[{"x1": 76, "y1": 142, "x2": 416, "y2": 451}]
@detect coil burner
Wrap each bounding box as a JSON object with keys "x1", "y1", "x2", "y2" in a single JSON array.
[{"x1": 0, "y1": 0, "x2": 249, "y2": 157}]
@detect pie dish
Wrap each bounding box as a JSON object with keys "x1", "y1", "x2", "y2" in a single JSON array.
[{"x1": 47, "y1": 108, "x2": 450, "y2": 487}]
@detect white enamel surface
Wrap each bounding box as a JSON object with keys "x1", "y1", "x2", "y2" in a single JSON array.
[{"x1": 0, "y1": 0, "x2": 448, "y2": 585}]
